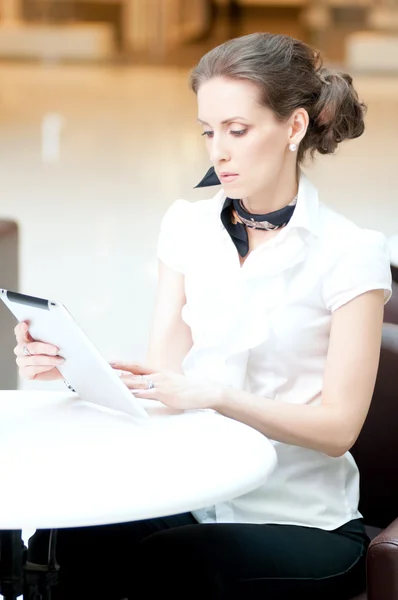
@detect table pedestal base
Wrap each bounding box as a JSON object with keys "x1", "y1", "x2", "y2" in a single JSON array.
[
  {"x1": 0, "y1": 530, "x2": 59, "y2": 600},
  {"x1": 0, "y1": 530, "x2": 25, "y2": 599}
]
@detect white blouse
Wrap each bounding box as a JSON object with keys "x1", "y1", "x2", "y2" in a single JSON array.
[{"x1": 157, "y1": 171, "x2": 392, "y2": 530}]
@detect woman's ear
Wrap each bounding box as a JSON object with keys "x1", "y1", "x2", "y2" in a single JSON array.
[{"x1": 288, "y1": 108, "x2": 309, "y2": 146}]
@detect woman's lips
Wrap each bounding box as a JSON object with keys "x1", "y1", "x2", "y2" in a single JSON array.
[{"x1": 219, "y1": 173, "x2": 239, "y2": 183}]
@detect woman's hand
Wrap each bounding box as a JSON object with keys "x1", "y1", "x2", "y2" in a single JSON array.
[
  {"x1": 110, "y1": 361, "x2": 223, "y2": 411},
  {"x1": 14, "y1": 321, "x2": 65, "y2": 381}
]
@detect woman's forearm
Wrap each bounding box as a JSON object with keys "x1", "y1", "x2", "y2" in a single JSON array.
[
  {"x1": 146, "y1": 324, "x2": 192, "y2": 374},
  {"x1": 211, "y1": 387, "x2": 352, "y2": 458}
]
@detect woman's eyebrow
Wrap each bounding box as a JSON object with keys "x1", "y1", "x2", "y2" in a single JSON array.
[{"x1": 197, "y1": 116, "x2": 248, "y2": 125}]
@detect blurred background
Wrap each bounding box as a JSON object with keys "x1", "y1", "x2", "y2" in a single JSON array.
[{"x1": 0, "y1": 0, "x2": 397, "y2": 391}]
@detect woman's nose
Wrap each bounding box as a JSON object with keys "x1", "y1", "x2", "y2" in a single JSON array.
[{"x1": 209, "y1": 137, "x2": 230, "y2": 164}]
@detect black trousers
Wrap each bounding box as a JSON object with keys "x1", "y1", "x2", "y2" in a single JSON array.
[{"x1": 28, "y1": 514, "x2": 369, "y2": 600}]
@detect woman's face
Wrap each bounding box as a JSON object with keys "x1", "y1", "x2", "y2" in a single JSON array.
[{"x1": 197, "y1": 76, "x2": 294, "y2": 200}]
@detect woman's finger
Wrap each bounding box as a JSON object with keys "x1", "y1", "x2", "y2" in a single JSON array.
[
  {"x1": 110, "y1": 361, "x2": 154, "y2": 376},
  {"x1": 119, "y1": 373, "x2": 158, "y2": 390},
  {"x1": 19, "y1": 365, "x2": 60, "y2": 380},
  {"x1": 14, "y1": 321, "x2": 33, "y2": 344},
  {"x1": 16, "y1": 355, "x2": 65, "y2": 368},
  {"x1": 14, "y1": 341, "x2": 60, "y2": 358},
  {"x1": 119, "y1": 375, "x2": 141, "y2": 389},
  {"x1": 131, "y1": 388, "x2": 159, "y2": 399}
]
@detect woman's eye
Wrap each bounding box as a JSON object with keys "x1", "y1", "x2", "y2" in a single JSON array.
[
  {"x1": 201, "y1": 129, "x2": 247, "y2": 138},
  {"x1": 230, "y1": 129, "x2": 247, "y2": 136}
]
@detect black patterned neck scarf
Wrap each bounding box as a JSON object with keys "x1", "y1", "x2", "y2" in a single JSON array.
[{"x1": 195, "y1": 166, "x2": 297, "y2": 257}]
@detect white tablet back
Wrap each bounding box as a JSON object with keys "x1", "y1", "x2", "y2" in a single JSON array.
[{"x1": 0, "y1": 289, "x2": 148, "y2": 419}]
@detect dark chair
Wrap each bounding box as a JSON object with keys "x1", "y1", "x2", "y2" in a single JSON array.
[
  {"x1": 348, "y1": 279, "x2": 398, "y2": 600},
  {"x1": 390, "y1": 264, "x2": 398, "y2": 285}
]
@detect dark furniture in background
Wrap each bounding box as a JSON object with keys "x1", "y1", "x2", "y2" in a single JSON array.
[{"x1": 349, "y1": 278, "x2": 398, "y2": 600}]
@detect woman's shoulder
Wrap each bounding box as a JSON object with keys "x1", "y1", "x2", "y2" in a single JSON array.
[
  {"x1": 161, "y1": 189, "x2": 225, "y2": 226},
  {"x1": 317, "y1": 202, "x2": 388, "y2": 257},
  {"x1": 157, "y1": 190, "x2": 225, "y2": 273},
  {"x1": 316, "y1": 203, "x2": 392, "y2": 310}
]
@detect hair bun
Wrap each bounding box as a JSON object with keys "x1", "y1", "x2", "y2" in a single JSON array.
[{"x1": 307, "y1": 69, "x2": 366, "y2": 156}]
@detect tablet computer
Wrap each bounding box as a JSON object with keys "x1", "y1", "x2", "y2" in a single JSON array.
[{"x1": 0, "y1": 289, "x2": 149, "y2": 419}]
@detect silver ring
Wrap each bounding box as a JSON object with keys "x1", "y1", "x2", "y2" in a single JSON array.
[
  {"x1": 146, "y1": 379, "x2": 155, "y2": 390},
  {"x1": 22, "y1": 344, "x2": 32, "y2": 357}
]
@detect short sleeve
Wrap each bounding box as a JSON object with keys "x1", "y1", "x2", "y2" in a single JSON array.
[
  {"x1": 157, "y1": 199, "x2": 192, "y2": 274},
  {"x1": 323, "y1": 230, "x2": 392, "y2": 312}
]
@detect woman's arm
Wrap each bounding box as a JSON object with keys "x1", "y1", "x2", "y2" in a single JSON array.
[
  {"x1": 213, "y1": 289, "x2": 385, "y2": 457},
  {"x1": 145, "y1": 260, "x2": 193, "y2": 373}
]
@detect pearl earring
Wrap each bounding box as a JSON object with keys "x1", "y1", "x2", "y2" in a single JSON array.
[{"x1": 289, "y1": 143, "x2": 297, "y2": 152}]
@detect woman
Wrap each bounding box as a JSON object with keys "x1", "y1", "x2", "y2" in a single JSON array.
[{"x1": 15, "y1": 33, "x2": 391, "y2": 599}]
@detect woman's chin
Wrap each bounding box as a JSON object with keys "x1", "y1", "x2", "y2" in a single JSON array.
[{"x1": 222, "y1": 184, "x2": 247, "y2": 199}]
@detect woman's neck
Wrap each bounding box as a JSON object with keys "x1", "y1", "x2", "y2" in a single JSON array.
[{"x1": 241, "y1": 169, "x2": 299, "y2": 215}]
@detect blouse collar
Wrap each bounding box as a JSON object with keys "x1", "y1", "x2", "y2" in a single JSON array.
[{"x1": 195, "y1": 166, "x2": 320, "y2": 240}]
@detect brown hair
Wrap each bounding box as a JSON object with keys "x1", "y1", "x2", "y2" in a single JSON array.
[{"x1": 189, "y1": 33, "x2": 366, "y2": 163}]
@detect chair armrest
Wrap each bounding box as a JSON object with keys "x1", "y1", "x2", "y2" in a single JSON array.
[
  {"x1": 367, "y1": 518, "x2": 398, "y2": 600},
  {"x1": 381, "y1": 323, "x2": 398, "y2": 352}
]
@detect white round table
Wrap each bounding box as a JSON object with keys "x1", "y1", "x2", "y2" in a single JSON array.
[{"x1": 0, "y1": 390, "x2": 277, "y2": 530}]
